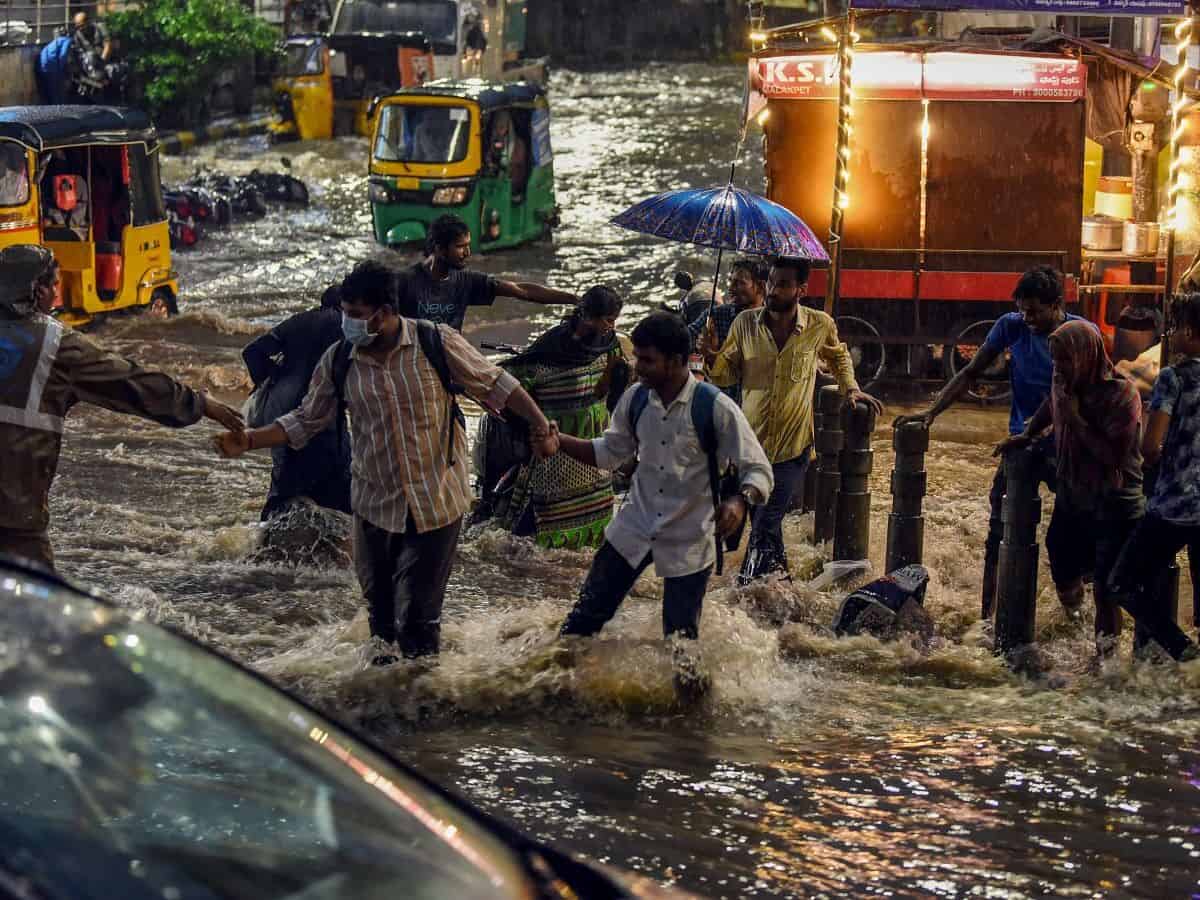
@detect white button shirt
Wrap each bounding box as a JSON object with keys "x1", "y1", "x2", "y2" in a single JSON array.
[{"x1": 592, "y1": 377, "x2": 774, "y2": 578}]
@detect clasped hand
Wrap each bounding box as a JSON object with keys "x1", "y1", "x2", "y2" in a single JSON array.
[{"x1": 530, "y1": 421, "x2": 560, "y2": 460}]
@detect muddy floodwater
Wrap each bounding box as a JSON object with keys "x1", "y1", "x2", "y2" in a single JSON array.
[{"x1": 42, "y1": 66, "x2": 1200, "y2": 897}]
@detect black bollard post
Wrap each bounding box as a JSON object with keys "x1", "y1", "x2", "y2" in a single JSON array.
[
  {"x1": 885, "y1": 420, "x2": 929, "y2": 572},
  {"x1": 1134, "y1": 563, "x2": 1181, "y2": 655},
  {"x1": 813, "y1": 385, "x2": 844, "y2": 544},
  {"x1": 801, "y1": 461, "x2": 817, "y2": 514},
  {"x1": 994, "y1": 446, "x2": 1040, "y2": 656},
  {"x1": 834, "y1": 398, "x2": 876, "y2": 561}
]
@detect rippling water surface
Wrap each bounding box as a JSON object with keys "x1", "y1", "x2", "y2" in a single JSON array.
[{"x1": 43, "y1": 65, "x2": 1200, "y2": 897}]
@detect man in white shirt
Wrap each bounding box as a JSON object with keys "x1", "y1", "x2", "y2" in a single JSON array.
[{"x1": 546, "y1": 311, "x2": 774, "y2": 643}]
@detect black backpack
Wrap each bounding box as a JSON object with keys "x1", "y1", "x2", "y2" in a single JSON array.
[
  {"x1": 330, "y1": 319, "x2": 466, "y2": 464},
  {"x1": 628, "y1": 380, "x2": 743, "y2": 575}
]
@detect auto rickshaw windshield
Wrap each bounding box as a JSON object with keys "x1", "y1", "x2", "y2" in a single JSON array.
[
  {"x1": 0, "y1": 142, "x2": 29, "y2": 207},
  {"x1": 282, "y1": 40, "x2": 323, "y2": 76},
  {"x1": 374, "y1": 104, "x2": 471, "y2": 164}
]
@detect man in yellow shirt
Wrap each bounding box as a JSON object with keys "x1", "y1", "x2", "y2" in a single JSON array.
[{"x1": 708, "y1": 257, "x2": 882, "y2": 581}]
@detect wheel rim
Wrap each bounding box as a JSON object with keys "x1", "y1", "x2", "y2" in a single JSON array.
[
  {"x1": 949, "y1": 321, "x2": 1010, "y2": 402},
  {"x1": 835, "y1": 315, "x2": 886, "y2": 386}
]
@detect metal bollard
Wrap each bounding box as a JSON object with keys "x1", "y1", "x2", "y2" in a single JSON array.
[
  {"x1": 1134, "y1": 563, "x2": 1181, "y2": 655},
  {"x1": 994, "y1": 446, "x2": 1041, "y2": 656},
  {"x1": 885, "y1": 420, "x2": 929, "y2": 572},
  {"x1": 833, "y1": 398, "x2": 876, "y2": 561},
  {"x1": 813, "y1": 385, "x2": 844, "y2": 544}
]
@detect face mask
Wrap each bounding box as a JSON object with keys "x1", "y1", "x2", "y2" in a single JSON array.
[{"x1": 342, "y1": 312, "x2": 379, "y2": 347}]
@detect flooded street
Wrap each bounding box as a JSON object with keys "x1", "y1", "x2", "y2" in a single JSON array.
[{"x1": 45, "y1": 65, "x2": 1200, "y2": 897}]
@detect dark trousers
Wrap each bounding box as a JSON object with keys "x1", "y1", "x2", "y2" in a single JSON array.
[
  {"x1": 1043, "y1": 499, "x2": 1138, "y2": 643},
  {"x1": 561, "y1": 541, "x2": 711, "y2": 640},
  {"x1": 740, "y1": 450, "x2": 811, "y2": 581},
  {"x1": 983, "y1": 438, "x2": 1057, "y2": 617},
  {"x1": 353, "y1": 514, "x2": 462, "y2": 657},
  {"x1": 1108, "y1": 512, "x2": 1200, "y2": 660},
  {"x1": 0, "y1": 527, "x2": 54, "y2": 572}
]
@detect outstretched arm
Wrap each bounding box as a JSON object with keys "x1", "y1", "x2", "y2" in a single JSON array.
[
  {"x1": 495, "y1": 278, "x2": 578, "y2": 307},
  {"x1": 897, "y1": 343, "x2": 1003, "y2": 429}
]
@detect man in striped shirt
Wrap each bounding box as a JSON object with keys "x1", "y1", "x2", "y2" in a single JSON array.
[{"x1": 215, "y1": 259, "x2": 555, "y2": 663}]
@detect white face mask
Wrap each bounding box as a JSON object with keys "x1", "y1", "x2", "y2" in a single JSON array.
[{"x1": 341, "y1": 312, "x2": 379, "y2": 347}]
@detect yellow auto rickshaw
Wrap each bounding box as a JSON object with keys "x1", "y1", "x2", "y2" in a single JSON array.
[
  {"x1": 0, "y1": 105, "x2": 178, "y2": 327},
  {"x1": 271, "y1": 31, "x2": 434, "y2": 141}
]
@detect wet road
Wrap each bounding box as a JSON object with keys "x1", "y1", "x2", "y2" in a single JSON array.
[{"x1": 41, "y1": 64, "x2": 1200, "y2": 897}]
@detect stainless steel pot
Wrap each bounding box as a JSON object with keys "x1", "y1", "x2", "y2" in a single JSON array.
[
  {"x1": 1122, "y1": 221, "x2": 1160, "y2": 256},
  {"x1": 1082, "y1": 215, "x2": 1124, "y2": 250}
]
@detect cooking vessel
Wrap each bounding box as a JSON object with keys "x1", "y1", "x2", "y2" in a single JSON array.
[{"x1": 1082, "y1": 215, "x2": 1124, "y2": 250}]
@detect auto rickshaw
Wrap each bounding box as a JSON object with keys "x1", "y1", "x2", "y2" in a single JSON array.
[
  {"x1": 271, "y1": 32, "x2": 434, "y2": 142},
  {"x1": 368, "y1": 80, "x2": 558, "y2": 252},
  {"x1": 0, "y1": 106, "x2": 177, "y2": 327}
]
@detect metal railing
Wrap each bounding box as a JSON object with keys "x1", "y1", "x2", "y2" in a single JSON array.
[{"x1": 0, "y1": 0, "x2": 76, "y2": 46}]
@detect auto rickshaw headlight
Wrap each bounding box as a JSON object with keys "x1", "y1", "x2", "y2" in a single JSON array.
[
  {"x1": 368, "y1": 181, "x2": 394, "y2": 204},
  {"x1": 432, "y1": 186, "x2": 468, "y2": 206}
]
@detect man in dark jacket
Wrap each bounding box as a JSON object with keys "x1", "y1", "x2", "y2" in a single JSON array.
[
  {"x1": 0, "y1": 245, "x2": 243, "y2": 571},
  {"x1": 242, "y1": 284, "x2": 351, "y2": 519}
]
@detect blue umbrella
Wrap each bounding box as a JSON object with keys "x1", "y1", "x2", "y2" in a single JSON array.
[{"x1": 610, "y1": 185, "x2": 829, "y2": 261}]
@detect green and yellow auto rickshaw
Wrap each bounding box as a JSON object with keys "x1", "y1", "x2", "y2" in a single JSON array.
[
  {"x1": 271, "y1": 32, "x2": 434, "y2": 142},
  {"x1": 367, "y1": 80, "x2": 558, "y2": 252}
]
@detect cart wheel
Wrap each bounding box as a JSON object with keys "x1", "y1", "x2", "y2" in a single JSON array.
[
  {"x1": 146, "y1": 289, "x2": 179, "y2": 319},
  {"x1": 943, "y1": 319, "x2": 1010, "y2": 404},
  {"x1": 836, "y1": 315, "x2": 886, "y2": 391}
]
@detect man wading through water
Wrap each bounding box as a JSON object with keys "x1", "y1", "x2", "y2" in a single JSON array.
[
  {"x1": 708, "y1": 257, "x2": 881, "y2": 583},
  {"x1": 242, "y1": 284, "x2": 351, "y2": 520},
  {"x1": 395, "y1": 214, "x2": 578, "y2": 331},
  {"x1": 214, "y1": 259, "x2": 555, "y2": 665},
  {"x1": 545, "y1": 312, "x2": 773, "y2": 691},
  {"x1": 897, "y1": 266, "x2": 1090, "y2": 618},
  {"x1": 0, "y1": 245, "x2": 243, "y2": 570}
]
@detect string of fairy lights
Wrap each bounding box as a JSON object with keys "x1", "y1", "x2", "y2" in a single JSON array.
[{"x1": 1167, "y1": 14, "x2": 1194, "y2": 233}]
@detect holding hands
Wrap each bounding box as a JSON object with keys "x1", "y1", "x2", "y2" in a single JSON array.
[
  {"x1": 213, "y1": 429, "x2": 252, "y2": 459},
  {"x1": 531, "y1": 421, "x2": 560, "y2": 460}
]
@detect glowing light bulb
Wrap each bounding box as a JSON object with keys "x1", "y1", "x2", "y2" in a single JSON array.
[
  {"x1": 820, "y1": 26, "x2": 838, "y2": 42},
  {"x1": 756, "y1": 108, "x2": 770, "y2": 126}
]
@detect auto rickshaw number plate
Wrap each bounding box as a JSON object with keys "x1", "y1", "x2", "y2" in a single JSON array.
[{"x1": 393, "y1": 177, "x2": 420, "y2": 190}]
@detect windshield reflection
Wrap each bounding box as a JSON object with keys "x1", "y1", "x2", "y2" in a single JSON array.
[{"x1": 0, "y1": 571, "x2": 528, "y2": 900}]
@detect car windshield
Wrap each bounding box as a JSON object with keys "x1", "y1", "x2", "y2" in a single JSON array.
[
  {"x1": 0, "y1": 568, "x2": 532, "y2": 900},
  {"x1": 0, "y1": 142, "x2": 29, "y2": 207},
  {"x1": 333, "y1": 0, "x2": 457, "y2": 46},
  {"x1": 282, "y1": 40, "x2": 323, "y2": 76},
  {"x1": 374, "y1": 104, "x2": 472, "y2": 164}
]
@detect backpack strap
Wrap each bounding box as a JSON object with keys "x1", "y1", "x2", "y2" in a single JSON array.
[
  {"x1": 628, "y1": 383, "x2": 651, "y2": 437},
  {"x1": 414, "y1": 319, "x2": 466, "y2": 465},
  {"x1": 330, "y1": 339, "x2": 354, "y2": 455},
  {"x1": 690, "y1": 380, "x2": 725, "y2": 575}
]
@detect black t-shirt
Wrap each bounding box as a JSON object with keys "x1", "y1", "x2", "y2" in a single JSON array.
[{"x1": 394, "y1": 261, "x2": 497, "y2": 331}]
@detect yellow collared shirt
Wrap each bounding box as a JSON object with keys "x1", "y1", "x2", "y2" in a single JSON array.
[{"x1": 710, "y1": 305, "x2": 858, "y2": 463}]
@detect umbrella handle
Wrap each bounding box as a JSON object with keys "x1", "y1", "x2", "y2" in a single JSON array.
[{"x1": 708, "y1": 248, "x2": 724, "y2": 319}]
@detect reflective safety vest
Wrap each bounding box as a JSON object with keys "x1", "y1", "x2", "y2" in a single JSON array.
[{"x1": 0, "y1": 314, "x2": 65, "y2": 433}]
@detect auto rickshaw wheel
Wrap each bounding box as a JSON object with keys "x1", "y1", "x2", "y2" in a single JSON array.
[
  {"x1": 146, "y1": 289, "x2": 179, "y2": 319},
  {"x1": 943, "y1": 318, "x2": 1011, "y2": 405}
]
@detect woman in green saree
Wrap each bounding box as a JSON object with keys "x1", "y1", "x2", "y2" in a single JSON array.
[{"x1": 498, "y1": 287, "x2": 630, "y2": 548}]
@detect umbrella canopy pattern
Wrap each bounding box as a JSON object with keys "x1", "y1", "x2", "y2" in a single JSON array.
[{"x1": 611, "y1": 185, "x2": 829, "y2": 261}]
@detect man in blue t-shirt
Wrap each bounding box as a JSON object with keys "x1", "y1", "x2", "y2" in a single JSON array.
[{"x1": 897, "y1": 266, "x2": 1086, "y2": 619}]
